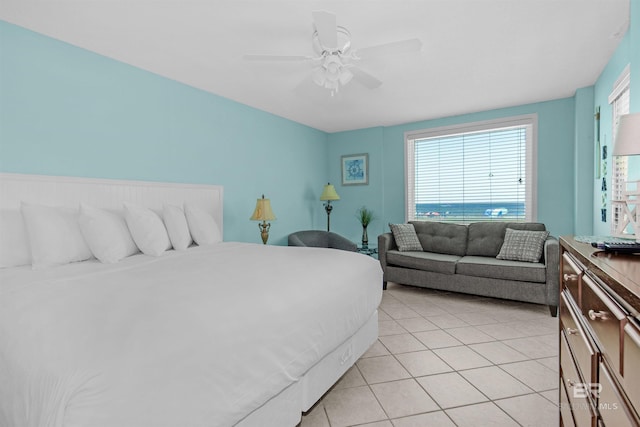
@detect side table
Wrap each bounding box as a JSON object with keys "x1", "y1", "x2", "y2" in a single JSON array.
[{"x1": 357, "y1": 246, "x2": 378, "y2": 257}]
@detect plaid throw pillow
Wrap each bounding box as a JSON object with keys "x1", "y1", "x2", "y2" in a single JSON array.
[
  {"x1": 497, "y1": 228, "x2": 550, "y2": 263},
  {"x1": 389, "y1": 223, "x2": 423, "y2": 252}
]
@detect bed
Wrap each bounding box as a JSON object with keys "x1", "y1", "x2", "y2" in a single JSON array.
[{"x1": 0, "y1": 173, "x2": 383, "y2": 427}]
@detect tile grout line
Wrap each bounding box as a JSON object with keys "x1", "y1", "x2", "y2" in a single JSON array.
[
  {"x1": 376, "y1": 306, "x2": 558, "y2": 425},
  {"x1": 305, "y1": 285, "x2": 559, "y2": 427}
]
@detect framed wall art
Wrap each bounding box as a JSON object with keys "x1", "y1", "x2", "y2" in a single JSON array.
[{"x1": 341, "y1": 153, "x2": 369, "y2": 186}]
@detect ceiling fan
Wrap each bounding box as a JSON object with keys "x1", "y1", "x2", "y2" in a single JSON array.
[{"x1": 244, "y1": 11, "x2": 422, "y2": 96}]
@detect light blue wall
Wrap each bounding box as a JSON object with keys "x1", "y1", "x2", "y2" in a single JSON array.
[
  {"x1": 3, "y1": 0, "x2": 637, "y2": 245},
  {"x1": 592, "y1": 0, "x2": 639, "y2": 236},
  {"x1": 327, "y1": 99, "x2": 576, "y2": 241},
  {"x1": 327, "y1": 127, "x2": 385, "y2": 241},
  {"x1": 329, "y1": 0, "x2": 639, "y2": 242},
  {"x1": 0, "y1": 21, "x2": 329, "y2": 244}
]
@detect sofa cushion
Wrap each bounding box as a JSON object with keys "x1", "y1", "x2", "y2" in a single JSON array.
[
  {"x1": 410, "y1": 221, "x2": 468, "y2": 256},
  {"x1": 456, "y1": 256, "x2": 547, "y2": 283},
  {"x1": 387, "y1": 250, "x2": 460, "y2": 275},
  {"x1": 497, "y1": 228, "x2": 550, "y2": 263},
  {"x1": 389, "y1": 223, "x2": 423, "y2": 251},
  {"x1": 466, "y1": 222, "x2": 547, "y2": 257},
  {"x1": 466, "y1": 222, "x2": 508, "y2": 257},
  {"x1": 505, "y1": 222, "x2": 547, "y2": 232}
]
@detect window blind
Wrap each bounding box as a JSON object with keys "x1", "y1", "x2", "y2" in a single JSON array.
[{"x1": 406, "y1": 117, "x2": 535, "y2": 223}]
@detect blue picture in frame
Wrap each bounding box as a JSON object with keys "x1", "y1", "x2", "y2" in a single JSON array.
[{"x1": 341, "y1": 153, "x2": 369, "y2": 186}]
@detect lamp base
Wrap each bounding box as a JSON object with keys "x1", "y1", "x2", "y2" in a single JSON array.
[
  {"x1": 612, "y1": 189, "x2": 639, "y2": 243},
  {"x1": 324, "y1": 201, "x2": 333, "y2": 232},
  {"x1": 258, "y1": 221, "x2": 271, "y2": 244}
]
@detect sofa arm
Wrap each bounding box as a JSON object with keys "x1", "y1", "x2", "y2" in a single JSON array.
[
  {"x1": 378, "y1": 233, "x2": 397, "y2": 272},
  {"x1": 543, "y1": 236, "x2": 560, "y2": 312}
]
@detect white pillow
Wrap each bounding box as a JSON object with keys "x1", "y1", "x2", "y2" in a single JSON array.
[
  {"x1": 163, "y1": 204, "x2": 192, "y2": 251},
  {"x1": 184, "y1": 204, "x2": 222, "y2": 246},
  {"x1": 21, "y1": 202, "x2": 93, "y2": 270},
  {"x1": 123, "y1": 203, "x2": 172, "y2": 256},
  {"x1": 78, "y1": 203, "x2": 139, "y2": 263},
  {"x1": 0, "y1": 209, "x2": 31, "y2": 268}
]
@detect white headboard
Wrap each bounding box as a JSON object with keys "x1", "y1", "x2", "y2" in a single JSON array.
[{"x1": 0, "y1": 173, "x2": 224, "y2": 237}]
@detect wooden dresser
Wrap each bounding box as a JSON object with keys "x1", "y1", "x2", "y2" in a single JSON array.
[{"x1": 559, "y1": 236, "x2": 640, "y2": 427}]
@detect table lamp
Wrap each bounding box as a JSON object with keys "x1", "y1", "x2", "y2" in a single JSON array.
[
  {"x1": 320, "y1": 183, "x2": 340, "y2": 231},
  {"x1": 613, "y1": 112, "x2": 640, "y2": 242},
  {"x1": 250, "y1": 194, "x2": 276, "y2": 244}
]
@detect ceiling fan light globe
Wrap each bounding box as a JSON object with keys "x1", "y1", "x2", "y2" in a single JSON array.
[
  {"x1": 326, "y1": 66, "x2": 341, "y2": 81},
  {"x1": 339, "y1": 69, "x2": 353, "y2": 85},
  {"x1": 312, "y1": 68, "x2": 326, "y2": 86},
  {"x1": 327, "y1": 75, "x2": 339, "y2": 84},
  {"x1": 325, "y1": 80, "x2": 338, "y2": 91}
]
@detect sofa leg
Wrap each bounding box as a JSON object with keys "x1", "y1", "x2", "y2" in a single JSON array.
[
  {"x1": 549, "y1": 305, "x2": 558, "y2": 317},
  {"x1": 383, "y1": 281, "x2": 387, "y2": 290}
]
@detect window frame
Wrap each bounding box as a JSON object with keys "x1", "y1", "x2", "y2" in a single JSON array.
[
  {"x1": 404, "y1": 114, "x2": 538, "y2": 223},
  {"x1": 608, "y1": 64, "x2": 630, "y2": 235}
]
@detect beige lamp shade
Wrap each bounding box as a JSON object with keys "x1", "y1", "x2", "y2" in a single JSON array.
[
  {"x1": 250, "y1": 195, "x2": 276, "y2": 221},
  {"x1": 320, "y1": 183, "x2": 340, "y2": 201},
  {"x1": 613, "y1": 113, "x2": 640, "y2": 156}
]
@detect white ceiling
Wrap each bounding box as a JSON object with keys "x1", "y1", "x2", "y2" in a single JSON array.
[{"x1": 0, "y1": 0, "x2": 631, "y2": 133}]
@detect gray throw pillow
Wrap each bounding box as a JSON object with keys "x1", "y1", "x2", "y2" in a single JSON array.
[
  {"x1": 497, "y1": 228, "x2": 550, "y2": 263},
  {"x1": 389, "y1": 223, "x2": 423, "y2": 251}
]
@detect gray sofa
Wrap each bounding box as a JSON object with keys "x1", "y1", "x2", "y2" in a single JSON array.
[{"x1": 378, "y1": 221, "x2": 559, "y2": 316}]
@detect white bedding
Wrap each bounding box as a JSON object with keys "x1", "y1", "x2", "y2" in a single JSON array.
[{"x1": 0, "y1": 243, "x2": 382, "y2": 427}]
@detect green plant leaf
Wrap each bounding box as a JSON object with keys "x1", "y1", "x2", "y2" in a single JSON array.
[{"x1": 356, "y1": 206, "x2": 375, "y2": 226}]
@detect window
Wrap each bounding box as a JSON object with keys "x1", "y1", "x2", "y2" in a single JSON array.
[
  {"x1": 608, "y1": 65, "x2": 630, "y2": 235},
  {"x1": 405, "y1": 115, "x2": 537, "y2": 223}
]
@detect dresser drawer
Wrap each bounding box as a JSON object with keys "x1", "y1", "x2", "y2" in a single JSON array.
[
  {"x1": 582, "y1": 274, "x2": 627, "y2": 375},
  {"x1": 561, "y1": 378, "x2": 576, "y2": 427},
  {"x1": 598, "y1": 362, "x2": 637, "y2": 427},
  {"x1": 623, "y1": 321, "x2": 640, "y2": 414},
  {"x1": 561, "y1": 291, "x2": 598, "y2": 383},
  {"x1": 559, "y1": 238, "x2": 639, "y2": 427},
  {"x1": 561, "y1": 332, "x2": 597, "y2": 427},
  {"x1": 562, "y1": 252, "x2": 583, "y2": 306}
]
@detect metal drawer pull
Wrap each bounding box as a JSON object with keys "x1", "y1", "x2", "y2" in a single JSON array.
[
  {"x1": 588, "y1": 309, "x2": 609, "y2": 321},
  {"x1": 566, "y1": 379, "x2": 576, "y2": 388},
  {"x1": 566, "y1": 328, "x2": 579, "y2": 335},
  {"x1": 563, "y1": 273, "x2": 578, "y2": 282}
]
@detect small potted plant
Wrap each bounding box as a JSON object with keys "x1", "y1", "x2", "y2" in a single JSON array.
[{"x1": 356, "y1": 206, "x2": 375, "y2": 248}]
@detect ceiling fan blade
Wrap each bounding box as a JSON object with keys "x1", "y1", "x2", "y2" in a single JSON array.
[
  {"x1": 243, "y1": 54, "x2": 312, "y2": 62},
  {"x1": 356, "y1": 38, "x2": 422, "y2": 59},
  {"x1": 351, "y1": 67, "x2": 382, "y2": 89},
  {"x1": 312, "y1": 10, "x2": 338, "y2": 49}
]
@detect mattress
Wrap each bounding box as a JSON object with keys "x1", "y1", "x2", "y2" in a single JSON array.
[{"x1": 0, "y1": 243, "x2": 383, "y2": 427}]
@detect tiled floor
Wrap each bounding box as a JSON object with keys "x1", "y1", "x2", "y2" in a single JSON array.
[{"x1": 300, "y1": 283, "x2": 560, "y2": 427}]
